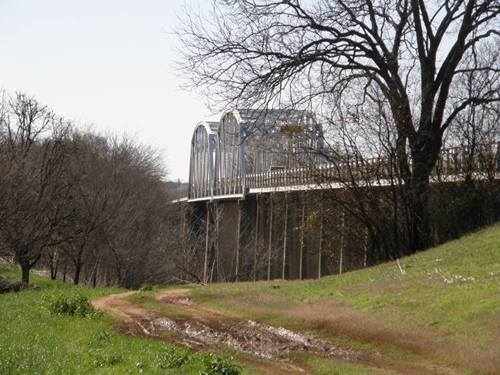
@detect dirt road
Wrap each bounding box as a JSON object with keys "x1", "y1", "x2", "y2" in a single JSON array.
[
  {"x1": 93, "y1": 288, "x2": 494, "y2": 374},
  {"x1": 92, "y1": 289, "x2": 360, "y2": 374}
]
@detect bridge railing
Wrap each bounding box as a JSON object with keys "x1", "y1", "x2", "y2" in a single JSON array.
[
  {"x1": 189, "y1": 142, "x2": 499, "y2": 199},
  {"x1": 245, "y1": 142, "x2": 500, "y2": 190},
  {"x1": 212, "y1": 175, "x2": 245, "y2": 197}
]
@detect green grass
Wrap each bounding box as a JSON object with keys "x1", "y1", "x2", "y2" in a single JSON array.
[
  {"x1": 1, "y1": 223, "x2": 498, "y2": 374},
  {"x1": 0, "y1": 265, "x2": 242, "y2": 375},
  {"x1": 186, "y1": 223, "x2": 500, "y2": 373},
  {"x1": 288, "y1": 354, "x2": 387, "y2": 375},
  {"x1": 126, "y1": 293, "x2": 191, "y2": 319},
  {"x1": 192, "y1": 222, "x2": 500, "y2": 330}
]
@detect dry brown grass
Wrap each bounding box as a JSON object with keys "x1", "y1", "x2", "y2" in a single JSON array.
[
  {"x1": 196, "y1": 290, "x2": 500, "y2": 374},
  {"x1": 288, "y1": 300, "x2": 500, "y2": 374}
]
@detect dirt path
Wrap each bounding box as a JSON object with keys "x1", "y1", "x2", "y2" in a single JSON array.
[
  {"x1": 94, "y1": 289, "x2": 495, "y2": 374},
  {"x1": 92, "y1": 289, "x2": 359, "y2": 374},
  {"x1": 93, "y1": 291, "x2": 152, "y2": 321},
  {"x1": 153, "y1": 289, "x2": 357, "y2": 359},
  {"x1": 93, "y1": 288, "x2": 499, "y2": 374}
]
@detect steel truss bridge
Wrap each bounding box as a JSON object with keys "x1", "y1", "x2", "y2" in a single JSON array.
[
  {"x1": 187, "y1": 109, "x2": 500, "y2": 202},
  {"x1": 178, "y1": 109, "x2": 500, "y2": 283}
]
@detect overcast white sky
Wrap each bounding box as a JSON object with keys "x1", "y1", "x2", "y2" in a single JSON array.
[{"x1": 0, "y1": 0, "x2": 211, "y2": 181}]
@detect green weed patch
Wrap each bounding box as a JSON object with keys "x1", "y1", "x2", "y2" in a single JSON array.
[
  {"x1": 0, "y1": 264, "x2": 242, "y2": 375},
  {"x1": 43, "y1": 291, "x2": 97, "y2": 318}
]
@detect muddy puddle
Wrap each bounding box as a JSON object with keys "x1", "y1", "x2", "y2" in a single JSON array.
[
  {"x1": 136, "y1": 294, "x2": 358, "y2": 362},
  {"x1": 95, "y1": 289, "x2": 497, "y2": 375}
]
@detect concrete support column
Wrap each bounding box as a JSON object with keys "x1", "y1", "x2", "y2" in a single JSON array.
[
  {"x1": 339, "y1": 207, "x2": 345, "y2": 275},
  {"x1": 203, "y1": 202, "x2": 210, "y2": 284},
  {"x1": 363, "y1": 226, "x2": 369, "y2": 268},
  {"x1": 267, "y1": 194, "x2": 273, "y2": 281},
  {"x1": 234, "y1": 200, "x2": 241, "y2": 281},
  {"x1": 318, "y1": 204, "x2": 323, "y2": 279},
  {"x1": 253, "y1": 195, "x2": 260, "y2": 281},
  {"x1": 299, "y1": 193, "x2": 306, "y2": 280},
  {"x1": 282, "y1": 193, "x2": 288, "y2": 280}
]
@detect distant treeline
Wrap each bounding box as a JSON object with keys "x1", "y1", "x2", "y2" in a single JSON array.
[{"x1": 0, "y1": 92, "x2": 185, "y2": 288}]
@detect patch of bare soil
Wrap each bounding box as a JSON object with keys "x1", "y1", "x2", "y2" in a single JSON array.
[
  {"x1": 161, "y1": 290, "x2": 360, "y2": 360},
  {"x1": 93, "y1": 290, "x2": 359, "y2": 374},
  {"x1": 180, "y1": 290, "x2": 500, "y2": 374},
  {"x1": 95, "y1": 289, "x2": 499, "y2": 374},
  {"x1": 92, "y1": 292, "x2": 158, "y2": 322},
  {"x1": 154, "y1": 289, "x2": 357, "y2": 361}
]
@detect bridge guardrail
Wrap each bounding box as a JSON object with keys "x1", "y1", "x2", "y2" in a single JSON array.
[{"x1": 189, "y1": 142, "x2": 500, "y2": 200}]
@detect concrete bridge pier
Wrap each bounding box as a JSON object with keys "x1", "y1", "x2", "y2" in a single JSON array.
[{"x1": 186, "y1": 189, "x2": 380, "y2": 284}]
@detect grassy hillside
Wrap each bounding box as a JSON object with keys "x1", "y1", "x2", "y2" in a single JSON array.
[
  {"x1": 1, "y1": 223, "x2": 499, "y2": 374},
  {"x1": 0, "y1": 266, "x2": 241, "y2": 374},
  {"x1": 185, "y1": 223, "x2": 500, "y2": 373}
]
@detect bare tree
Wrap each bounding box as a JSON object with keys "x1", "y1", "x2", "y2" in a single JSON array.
[
  {"x1": 0, "y1": 91, "x2": 176, "y2": 287},
  {"x1": 445, "y1": 41, "x2": 500, "y2": 179},
  {"x1": 179, "y1": 0, "x2": 500, "y2": 251},
  {"x1": 165, "y1": 203, "x2": 206, "y2": 284},
  {"x1": 58, "y1": 132, "x2": 118, "y2": 285},
  {"x1": 0, "y1": 93, "x2": 71, "y2": 285},
  {"x1": 56, "y1": 132, "x2": 169, "y2": 287}
]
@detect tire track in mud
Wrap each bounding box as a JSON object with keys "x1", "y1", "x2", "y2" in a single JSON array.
[
  {"x1": 154, "y1": 289, "x2": 357, "y2": 361},
  {"x1": 92, "y1": 289, "x2": 359, "y2": 374}
]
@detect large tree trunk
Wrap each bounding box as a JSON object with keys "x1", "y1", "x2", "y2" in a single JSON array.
[
  {"x1": 408, "y1": 132, "x2": 442, "y2": 251},
  {"x1": 62, "y1": 261, "x2": 67, "y2": 282},
  {"x1": 49, "y1": 251, "x2": 59, "y2": 280},
  {"x1": 50, "y1": 266, "x2": 58, "y2": 280},
  {"x1": 73, "y1": 247, "x2": 85, "y2": 285},
  {"x1": 73, "y1": 262, "x2": 82, "y2": 285},
  {"x1": 408, "y1": 175, "x2": 431, "y2": 251},
  {"x1": 21, "y1": 263, "x2": 30, "y2": 285},
  {"x1": 15, "y1": 246, "x2": 32, "y2": 286},
  {"x1": 73, "y1": 263, "x2": 82, "y2": 285},
  {"x1": 90, "y1": 259, "x2": 99, "y2": 288},
  {"x1": 92, "y1": 270, "x2": 97, "y2": 288}
]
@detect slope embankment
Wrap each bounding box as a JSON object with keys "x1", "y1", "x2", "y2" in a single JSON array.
[{"x1": 95, "y1": 223, "x2": 500, "y2": 374}]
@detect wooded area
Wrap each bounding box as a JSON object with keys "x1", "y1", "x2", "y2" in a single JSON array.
[{"x1": 0, "y1": 92, "x2": 182, "y2": 288}]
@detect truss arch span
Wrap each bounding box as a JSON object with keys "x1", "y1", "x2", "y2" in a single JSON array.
[
  {"x1": 215, "y1": 111, "x2": 245, "y2": 196},
  {"x1": 189, "y1": 122, "x2": 218, "y2": 199},
  {"x1": 188, "y1": 108, "x2": 326, "y2": 200}
]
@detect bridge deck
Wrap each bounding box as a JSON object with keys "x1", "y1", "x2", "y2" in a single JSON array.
[
  {"x1": 186, "y1": 141, "x2": 500, "y2": 202},
  {"x1": 179, "y1": 171, "x2": 500, "y2": 203}
]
